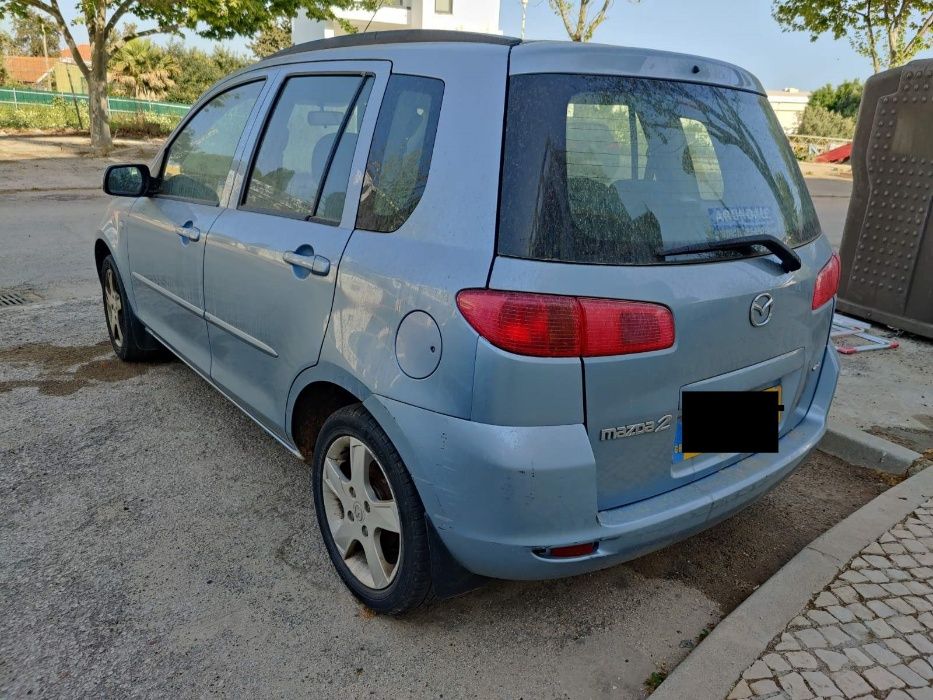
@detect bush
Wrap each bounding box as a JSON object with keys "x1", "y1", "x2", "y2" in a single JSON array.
[
  {"x1": 0, "y1": 101, "x2": 180, "y2": 137},
  {"x1": 810, "y1": 79, "x2": 863, "y2": 120},
  {"x1": 797, "y1": 104, "x2": 857, "y2": 139}
]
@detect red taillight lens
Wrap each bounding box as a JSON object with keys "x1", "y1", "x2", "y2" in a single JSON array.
[
  {"x1": 456, "y1": 290, "x2": 675, "y2": 358},
  {"x1": 812, "y1": 253, "x2": 841, "y2": 310},
  {"x1": 547, "y1": 542, "x2": 597, "y2": 558}
]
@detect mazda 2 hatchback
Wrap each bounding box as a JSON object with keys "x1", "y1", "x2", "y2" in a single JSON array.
[{"x1": 96, "y1": 30, "x2": 840, "y2": 614}]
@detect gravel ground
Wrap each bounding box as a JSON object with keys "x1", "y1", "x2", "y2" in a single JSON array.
[{"x1": 0, "y1": 296, "x2": 893, "y2": 699}]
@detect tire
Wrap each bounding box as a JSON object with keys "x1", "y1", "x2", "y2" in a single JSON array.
[
  {"x1": 100, "y1": 255, "x2": 165, "y2": 362},
  {"x1": 312, "y1": 404, "x2": 433, "y2": 614}
]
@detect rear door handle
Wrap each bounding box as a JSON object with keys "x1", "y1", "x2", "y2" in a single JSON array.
[
  {"x1": 283, "y1": 250, "x2": 331, "y2": 277},
  {"x1": 174, "y1": 222, "x2": 201, "y2": 241}
]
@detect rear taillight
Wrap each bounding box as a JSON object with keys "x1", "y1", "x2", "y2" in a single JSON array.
[
  {"x1": 812, "y1": 253, "x2": 841, "y2": 310},
  {"x1": 456, "y1": 289, "x2": 675, "y2": 358}
]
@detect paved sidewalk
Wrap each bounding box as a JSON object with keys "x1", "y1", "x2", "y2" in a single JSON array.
[{"x1": 730, "y1": 498, "x2": 933, "y2": 699}]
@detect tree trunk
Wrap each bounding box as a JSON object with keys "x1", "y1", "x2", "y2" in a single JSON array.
[{"x1": 88, "y1": 41, "x2": 113, "y2": 155}]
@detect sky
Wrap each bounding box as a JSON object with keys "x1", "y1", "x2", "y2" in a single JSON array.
[{"x1": 15, "y1": 0, "x2": 933, "y2": 91}]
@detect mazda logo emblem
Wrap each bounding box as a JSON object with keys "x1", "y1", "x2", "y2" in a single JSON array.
[{"x1": 750, "y1": 293, "x2": 774, "y2": 327}]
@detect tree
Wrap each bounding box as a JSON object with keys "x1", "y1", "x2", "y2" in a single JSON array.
[
  {"x1": 810, "y1": 79, "x2": 863, "y2": 118},
  {"x1": 0, "y1": 0, "x2": 376, "y2": 154},
  {"x1": 111, "y1": 39, "x2": 178, "y2": 101},
  {"x1": 163, "y1": 43, "x2": 251, "y2": 104},
  {"x1": 249, "y1": 18, "x2": 292, "y2": 59},
  {"x1": 798, "y1": 103, "x2": 857, "y2": 138},
  {"x1": 772, "y1": 0, "x2": 933, "y2": 73},
  {"x1": 0, "y1": 29, "x2": 10, "y2": 84},
  {"x1": 10, "y1": 9, "x2": 60, "y2": 56},
  {"x1": 549, "y1": 0, "x2": 615, "y2": 41}
]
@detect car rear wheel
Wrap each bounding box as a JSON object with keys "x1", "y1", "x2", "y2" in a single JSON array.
[
  {"x1": 312, "y1": 405, "x2": 433, "y2": 614},
  {"x1": 100, "y1": 255, "x2": 165, "y2": 362}
]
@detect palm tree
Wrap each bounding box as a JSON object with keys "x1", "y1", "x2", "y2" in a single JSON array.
[{"x1": 111, "y1": 40, "x2": 178, "y2": 102}]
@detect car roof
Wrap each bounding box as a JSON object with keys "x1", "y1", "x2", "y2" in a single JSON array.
[{"x1": 257, "y1": 29, "x2": 764, "y2": 96}]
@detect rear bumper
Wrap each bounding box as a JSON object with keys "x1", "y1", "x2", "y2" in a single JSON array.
[{"x1": 365, "y1": 345, "x2": 839, "y2": 581}]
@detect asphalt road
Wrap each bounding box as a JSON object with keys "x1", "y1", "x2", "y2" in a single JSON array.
[{"x1": 2, "y1": 160, "x2": 882, "y2": 698}]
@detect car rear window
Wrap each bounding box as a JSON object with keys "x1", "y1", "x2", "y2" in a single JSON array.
[{"x1": 498, "y1": 74, "x2": 821, "y2": 265}]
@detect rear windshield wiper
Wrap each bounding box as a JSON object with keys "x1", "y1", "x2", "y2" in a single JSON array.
[{"x1": 657, "y1": 234, "x2": 802, "y2": 273}]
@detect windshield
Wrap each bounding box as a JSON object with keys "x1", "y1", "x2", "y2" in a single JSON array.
[{"x1": 498, "y1": 74, "x2": 821, "y2": 265}]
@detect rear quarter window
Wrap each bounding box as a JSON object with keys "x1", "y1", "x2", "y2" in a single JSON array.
[{"x1": 356, "y1": 74, "x2": 444, "y2": 233}]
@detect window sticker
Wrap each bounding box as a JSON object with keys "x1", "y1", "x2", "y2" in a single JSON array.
[{"x1": 708, "y1": 206, "x2": 776, "y2": 236}]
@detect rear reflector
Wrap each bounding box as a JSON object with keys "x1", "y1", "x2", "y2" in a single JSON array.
[
  {"x1": 812, "y1": 253, "x2": 841, "y2": 309},
  {"x1": 456, "y1": 289, "x2": 674, "y2": 358},
  {"x1": 547, "y1": 543, "x2": 597, "y2": 558}
]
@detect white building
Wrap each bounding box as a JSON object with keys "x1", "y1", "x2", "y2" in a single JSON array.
[
  {"x1": 767, "y1": 88, "x2": 811, "y2": 135},
  {"x1": 292, "y1": 0, "x2": 502, "y2": 44}
]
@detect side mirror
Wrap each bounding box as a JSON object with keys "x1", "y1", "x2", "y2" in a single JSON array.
[{"x1": 103, "y1": 164, "x2": 152, "y2": 197}]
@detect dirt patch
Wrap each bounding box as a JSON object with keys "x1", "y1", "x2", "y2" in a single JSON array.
[
  {"x1": 867, "y1": 422, "x2": 933, "y2": 454},
  {"x1": 0, "y1": 341, "x2": 154, "y2": 396},
  {"x1": 629, "y1": 450, "x2": 895, "y2": 612}
]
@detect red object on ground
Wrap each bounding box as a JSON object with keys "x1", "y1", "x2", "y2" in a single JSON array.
[{"x1": 814, "y1": 142, "x2": 853, "y2": 163}]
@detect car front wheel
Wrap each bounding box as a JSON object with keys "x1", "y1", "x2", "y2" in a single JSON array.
[{"x1": 99, "y1": 255, "x2": 165, "y2": 362}]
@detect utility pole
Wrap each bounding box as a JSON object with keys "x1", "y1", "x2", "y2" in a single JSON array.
[{"x1": 520, "y1": 0, "x2": 529, "y2": 39}]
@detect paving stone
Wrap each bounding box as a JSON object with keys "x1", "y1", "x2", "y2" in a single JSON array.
[
  {"x1": 841, "y1": 571, "x2": 870, "y2": 585},
  {"x1": 905, "y1": 596, "x2": 933, "y2": 612},
  {"x1": 907, "y1": 687, "x2": 933, "y2": 700},
  {"x1": 890, "y1": 663, "x2": 928, "y2": 687},
  {"x1": 797, "y1": 628, "x2": 829, "y2": 649},
  {"x1": 847, "y1": 603, "x2": 876, "y2": 621},
  {"x1": 915, "y1": 554, "x2": 933, "y2": 567},
  {"x1": 892, "y1": 554, "x2": 922, "y2": 568},
  {"x1": 841, "y1": 622, "x2": 871, "y2": 641},
  {"x1": 851, "y1": 557, "x2": 870, "y2": 570},
  {"x1": 864, "y1": 542, "x2": 887, "y2": 556},
  {"x1": 743, "y1": 659, "x2": 773, "y2": 680},
  {"x1": 904, "y1": 540, "x2": 930, "y2": 554},
  {"x1": 884, "y1": 543, "x2": 909, "y2": 555},
  {"x1": 911, "y1": 567, "x2": 933, "y2": 579},
  {"x1": 844, "y1": 647, "x2": 875, "y2": 667},
  {"x1": 866, "y1": 618, "x2": 898, "y2": 638},
  {"x1": 835, "y1": 586, "x2": 860, "y2": 605},
  {"x1": 863, "y1": 666, "x2": 906, "y2": 690},
  {"x1": 917, "y1": 612, "x2": 933, "y2": 630},
  {"x1": 801, "y1": 671, "x2": 841, "y2": 697},
  {"x1": 884, "y1": 582, "x2": 914, "y2": 596},
  {"x1": 821, "y1": 627, "x2": 854, "y2": 647},
  {"x1": 829, "y1": 670, "x2": 872, "y2": 698},
  {"x1": 855, "y1": 583, "x2": 888, "y2": 599},
  {"x1": 889, "y1": 615, "x2": 924, "y2": 634},
  {"x1": 763, "y1": 653, "x2": 792, "y2": 673},
  {"x1": 786, "y1": 651, "x2": 820, "y2": 670},
  {"x1": 907, "y1": 524, "x2": 933, "y2": 538},
  {"x1": 863, "y1": 643, "x2": 901, "y2": 665},
  {"x1": 748, "y1": 678, "x2": 780, "y2": 695},
  {"x1": 810, "y1": 609, "x2": 842, "y2": 626},
  {"x1": 892, "y1": 529, "x2": 914, "y2": 540},
  {"x1": 865, "y1": 555, "x2": 895, "y2": 568},
  {"x1": 864, "y1": 568, "x2": 892, "y2": 584},
  {"x1": 888, "y1": 597, "x2": 919, "y2": 614},
  {"x1": 906, "y1": 634, "x2": 933, "y2": 654},
  {"x1": 813, "y1": 649, "x2": 849, "y2": 672},
  {"x1": 888, "y1": 569, "x2": 914, "y2": 582},
  {"x1": 777, "y1": 632, "x2": 802, "y2": 651},
  {"x1": 908, "y1": 657, "x2": 933, "y2": 680},
  {"x1": 906, "y1": 580, "x2": 933, "y2": 595},
  {"x1": 779, "y1": 672, "x2": 815, "y2": 700},
  {"x1": 881, "y1": 532, "x2": 898, "y2": 543},
  {"x1": 792, "y1": 615, "x2": 814, "y2": 627},
  {"x1": 889, "y1": 690, "x2": 915, "y2": 700},
  {"x1": 868, "y1": 600, "x2": 898, "y2": 618},
  {"x1": 815, "y1": 591, "x2": 840, "y2": 608},
  {"x1": 886, "y1": 637, "x2": 920, "y2": 658},
  {"x1": 825, "y1": 606, "x2": 856, "y2": 624}
]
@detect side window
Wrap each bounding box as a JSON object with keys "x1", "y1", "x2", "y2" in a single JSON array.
[
  {"x1": 680, "y1": 117, "x2": 724, "y2": 200},
  {"x1": 161, "y1": 81, "x2": 264, "y2": 205},
  {"x1": 243, "y1": 75, "x2": 369, "y2": 219},
  {"x1": 357, "y1": 75, "x2": 444, "y2": 233}
]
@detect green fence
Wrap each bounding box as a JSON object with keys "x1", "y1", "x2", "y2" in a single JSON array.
[{"x1": 0, "y1": 87, "x2": 190, "y2": 117}]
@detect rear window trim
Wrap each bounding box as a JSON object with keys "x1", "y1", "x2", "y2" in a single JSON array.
[{"x1": 495, "y1": 72, "x2": 821, "y2": 268}]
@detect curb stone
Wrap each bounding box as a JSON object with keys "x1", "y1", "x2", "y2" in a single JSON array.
[
  {"x1": 820, "y1": 421, "x2": 924, "y2": 475},
  {"x1": 651, "y1": 463, "x2": 933, "y2": 700}
]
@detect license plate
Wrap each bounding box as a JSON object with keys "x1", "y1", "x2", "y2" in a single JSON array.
[{"x1": 673, "y1": 385, "x2": 782, "y2": 463}]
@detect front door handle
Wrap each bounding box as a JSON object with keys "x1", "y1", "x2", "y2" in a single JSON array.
[
  {"x1": 174, "y1": 221, "x2": 201, "y2": 242},
  {"x1": 283, "y1": 249, "x2": 331, "y2": 277}
]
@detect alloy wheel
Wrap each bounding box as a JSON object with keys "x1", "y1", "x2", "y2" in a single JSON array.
[
  {"x1": 321, "y1": 435, "x2": 402, "y2": 589},
  {"x1": 104, "y1": 268, "x2": 124, "y2": 348}
]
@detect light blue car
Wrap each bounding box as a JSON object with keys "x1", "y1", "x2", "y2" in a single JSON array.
[{"x1": 96, "y1": 30, "x2": 841, "y2": 614}]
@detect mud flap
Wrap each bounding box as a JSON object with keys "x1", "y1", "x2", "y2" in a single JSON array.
[{"x1": 426, "y1": 520, "x2": 487, "y2": 600}]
